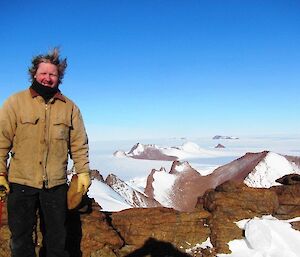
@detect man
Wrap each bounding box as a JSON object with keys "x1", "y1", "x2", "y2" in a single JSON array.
[{"x1": 0, "y1": 48, "x2": 91, "y2": 257}]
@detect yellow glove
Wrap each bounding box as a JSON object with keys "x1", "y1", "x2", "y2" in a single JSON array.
[
  {"x1": 77, "y1": 172, "x2": 91, "y2": 195},
  {"x1": 0, "y1": 175, "x2": 10, "y2": 193}
]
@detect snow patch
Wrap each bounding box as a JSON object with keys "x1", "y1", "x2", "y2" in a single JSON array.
[
  {"x1": 217, "y1": 216, "x2": 300, "y2": 257},
  {"x1": 88, "y1": 179, "x2": 131, "y2": 212},
  {"x1": 173, "y1": 161, "x2": 191, "y2": 172},
  {"x1": 185, "y1": 237, "x2": 213, "y2": 255},
  {"x1": 126, "y1": 177, "x2": 148, "y2": 193},
  {"x1": 152, "y1": 170, "x2": 177, "y2": 207}
]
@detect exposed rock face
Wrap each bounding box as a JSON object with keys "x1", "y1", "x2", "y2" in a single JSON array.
[
  {"x1": 144, "y1": 163, "x2": 204, "y2": 210},
  {"x1": 0, "y1": 200, "x2": 211, "y2": 257},
  {"x1": 271, "y1": 174, "x2": 300, "y2": 221},
  {"x1": 276, "y1": 173, "x2": 300, "y2": 185},
  {"x1": 77, "y1": 200, "x2": 124, "y2": 257},
  {"x1": 90, "y1": 169, "x2": 105, "y2": 182},
  {"x1": 285, "y1": 155, "x2": 300, "y2": 167},
  {"x1": 111, "y1": 207, "x2": 210, "y2": 255}
]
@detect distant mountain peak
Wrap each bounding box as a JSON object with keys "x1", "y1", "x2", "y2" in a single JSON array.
[
  {"x1": 215, "y1": 143, "x2": 225, "y2": 148},
  {"x1": 170, "y1": 160, "x2": 194, "y2": 174},
  {"x1": 115, "y1": 142, "x2": 177, "y2": 161},
  {"x1": 213, "y1": 135, "x2": 239, "y2": 140}
]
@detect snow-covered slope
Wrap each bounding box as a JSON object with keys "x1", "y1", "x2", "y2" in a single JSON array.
[
  {"x1": 105, "y1": 174, "x2": 160, "y2": 208},
  {"x1": 87, "y1": 179, "x2": 131, "y2": 212},
  {"x1": 151, "y1": 168, "x2": 177, "y2": 207},
  {"x1": 244, "y1": 152, "x2": 300, "y2": 188}
]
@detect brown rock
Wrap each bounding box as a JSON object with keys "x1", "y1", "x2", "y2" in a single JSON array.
[
  {"x1": 90, "y1": 169, "x2": 105, "y2": 182},
  {"x1": 202, "y1": 181, "x2": 279, "y2": 254},
  {"x1": 111, "y1": 207, "x2": 210, "y2": 255},
  {"x1": 76, "y1": 200, "x2": 124, "y2": 257},
  {"x1": 275, "y1": 173, "x2": 300, "y2": 185},
  {"x1": 271, "y1": 184, "x2": 300, "y2": 220}
]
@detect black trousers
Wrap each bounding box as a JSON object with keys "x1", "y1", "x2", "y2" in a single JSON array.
[{"x1": 7, "y1": 183, "x2": 69, "y2": 257}]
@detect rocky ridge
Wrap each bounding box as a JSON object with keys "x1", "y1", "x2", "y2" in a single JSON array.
[
  {"x1": 89, "y1": 151, "x2": 300, "y2": 212},
  {"x1": 143, "y1": 151, "x2": 300, "y2": 211},
  {"x1": 1, "y1": 174, "x2": 300, "y2": 257}
]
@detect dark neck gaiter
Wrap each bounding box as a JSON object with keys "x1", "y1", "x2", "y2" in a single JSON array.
[{"x1": 30, "y1": 80, "x2": 59, "y2": 102}]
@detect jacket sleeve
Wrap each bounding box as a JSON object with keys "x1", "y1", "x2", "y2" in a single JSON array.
[
  {"x1": 69, "y1": 105, "x2": 90, "y2": 174},
  {"x1": 0, "y1": 97, "x2": 17, "y2": 174}
]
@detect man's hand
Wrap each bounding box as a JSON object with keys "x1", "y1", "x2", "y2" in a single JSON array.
[
  {"x1": 77, "y1": 172, "x2": 91, "y2": 195},
  {"x1": 0, "y1": 175, "x2": 10, "y2": 193}
]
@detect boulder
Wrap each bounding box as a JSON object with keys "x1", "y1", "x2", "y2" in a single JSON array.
[{"x1": 111, "y1": 207, "x2": 211, "y2": 255}]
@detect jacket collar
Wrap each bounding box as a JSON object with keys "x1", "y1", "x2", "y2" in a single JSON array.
[{"x1": 29, "y1": 87, "x2": 66, "y2": 102}]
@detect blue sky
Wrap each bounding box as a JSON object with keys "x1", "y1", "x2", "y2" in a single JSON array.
[{"x1": 1, "y1": 0, "x2": 299, "y2": 140}]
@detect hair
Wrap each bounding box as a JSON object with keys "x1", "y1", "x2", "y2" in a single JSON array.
[{"x1": 28, "y1": 47, "x2": 67, "y2": 85}]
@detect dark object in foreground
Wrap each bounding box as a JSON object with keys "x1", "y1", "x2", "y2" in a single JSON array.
[{"x1": 276, "y1": 174, "x2": 300, "y2": 185}]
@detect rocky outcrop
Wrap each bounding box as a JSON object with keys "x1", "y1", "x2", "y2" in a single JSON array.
[
  {"x1": 271, "y1": 175, "x2": 300, "y2": 221},
  {"x1": 90, "y1": 169, "x2": 105, "y2": 182},
  {"x1": 201, "y1": 181, "x2": 279, "y2": 254},
  {"x1": 76, "y1": 200, "x2": 124, "y2": 257},
  {"x1": 111, "y1": 207, "x2": 210, "y2": 255},
  {"x1": 1, "y1": 174, "x2": 300, "y2": 257},
  {"x1": 198, "y1": 173, "x2": 300, "y2": 254}
]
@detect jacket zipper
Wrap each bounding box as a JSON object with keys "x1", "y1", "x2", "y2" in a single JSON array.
[{"x1": 43, "y1": 102, "x2": 51, "y2": 188}]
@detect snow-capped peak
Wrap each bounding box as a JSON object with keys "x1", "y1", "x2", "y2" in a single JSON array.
[
  {"x1": 127, "y1": 142, "x2": 146, "y2": 155},
  {"x1": 244, "y1": 152, "x2": 300, "y2": 188},
  {"x1": 171, "y1": 161, "x2": 193, "y2": 173}
]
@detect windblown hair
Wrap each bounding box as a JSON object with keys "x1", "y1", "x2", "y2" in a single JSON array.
[{"x1": 28, "y1": 47, "x2": 67, "y2": 85}]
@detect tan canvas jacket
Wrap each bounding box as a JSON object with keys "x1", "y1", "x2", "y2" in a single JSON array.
[{"x1": 0, "y1": 88, "x2": 90, "y2": 189}]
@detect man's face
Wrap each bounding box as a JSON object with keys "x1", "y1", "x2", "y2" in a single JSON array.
[{"x1": 35, "y1": 62, "x2": 59, "y2": 88}]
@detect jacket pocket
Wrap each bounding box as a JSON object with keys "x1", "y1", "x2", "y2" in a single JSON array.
[
  {"x1": 17, "y1": 114, "x2": 39, "y2": 142},
  {"x1": 20, "y1": 115, "x2": 39, "y2": 125},
  {"x1": 53, "y1": 116, "x2": 71, "y2": 141}
]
